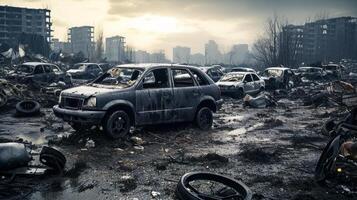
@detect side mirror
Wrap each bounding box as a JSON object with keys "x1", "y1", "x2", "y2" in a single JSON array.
[{"x1": 243, "y1": 80, "x2": 247, "y2": 84}]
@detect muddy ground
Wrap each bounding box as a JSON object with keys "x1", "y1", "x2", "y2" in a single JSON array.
[{"x1": 0, "y1": 96, "x2": 355, "y2": 200}]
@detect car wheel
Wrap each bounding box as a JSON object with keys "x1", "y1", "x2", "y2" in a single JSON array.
[
  {"x1": 70, "y1": 123, "x2": 92, "y2": 131},
  {"x1": 195, "y1": 107, "x2": 213, "y2": 130},
  {"x1": 104, "y1": 110, "x2": 130, "y2": 139},
  {"x1": 233, "y1": 88, "x2": 244, "y2": 99}
]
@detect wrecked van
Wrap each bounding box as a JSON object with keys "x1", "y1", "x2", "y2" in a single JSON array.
[{"x1": 53, "y1": 64, "x2": 223, "y2": 138}]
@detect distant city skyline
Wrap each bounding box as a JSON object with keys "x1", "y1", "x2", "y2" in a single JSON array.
[{"x1": 2, "y1": 0, "x2": 357, "y2": 59}]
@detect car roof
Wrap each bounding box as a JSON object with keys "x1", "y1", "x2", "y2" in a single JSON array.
[
  {"x1": 115, "y1": 63, "x2": 200, "y2": 70},
  {"x1": 266, "y1": 67, "x2": 291, "y2": 70},
  {"x1": 75, "y1": 63, "x2": 98, "y2": 65},
  {"x1": 232, "y1": 67, "x2": 255, "y2": 71},
  {"x1": 22, "y1": 62, "x2": 55, "y2": 66},
  {"x1": 299, "y1": 67, "x2": 322, "y2": 69},
  {"x1": 225, "y1": 72, "x2": 253, "y2": 75}
]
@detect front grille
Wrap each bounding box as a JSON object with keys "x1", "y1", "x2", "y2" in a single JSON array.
[{"x1": 63, "y1": 97, "x2": 83, "y2": 110}]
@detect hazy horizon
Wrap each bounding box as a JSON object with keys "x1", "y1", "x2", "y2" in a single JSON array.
[{"x1": 2, "y1": 0, "x2": 357, "y2": 59}]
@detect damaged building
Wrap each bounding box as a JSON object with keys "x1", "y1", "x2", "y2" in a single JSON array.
[{"x1": 0, "y1": 5, "x2": 52, "y2": 56}]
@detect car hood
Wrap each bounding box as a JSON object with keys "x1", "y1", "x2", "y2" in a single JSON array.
[
  {"x1": 61, "y1": 85, "x2": 116, "y2": 98},
  {"x1": 67, "y1": 69, "x2": 84, "y2": 73}
]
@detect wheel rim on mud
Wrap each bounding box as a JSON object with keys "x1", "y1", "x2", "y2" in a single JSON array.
[{"x1": 111, "y1": 116, "x2": 128, "y2": 136}]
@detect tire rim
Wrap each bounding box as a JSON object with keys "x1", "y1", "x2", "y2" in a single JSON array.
[{"x1": 111, "y1": 116, "x2": 128, "y2": 136}]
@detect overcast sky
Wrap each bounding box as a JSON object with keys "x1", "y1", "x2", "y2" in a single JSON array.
[{"x1": 2, "y1": 0, "x2": 357, "y2": 58}]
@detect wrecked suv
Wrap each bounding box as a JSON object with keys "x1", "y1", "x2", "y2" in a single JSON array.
[{"x1": 53, "y1": 64, "x2": 223, "y2": 138}]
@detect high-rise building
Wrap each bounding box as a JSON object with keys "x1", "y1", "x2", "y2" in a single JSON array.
[
  {"x1": 0, "y1": 5, "x2": 52, "y2": 55},
  {"x1": 105, "y1": 36, "x2": 126, "y2": 62},
  {"x1": 190, "y1": 53, "x2": 205, "y2": 65},
  {"x1": 280, "y1": 17, "x2": 357, "y2": 65},
  {"x1": 205, "y1": 40, "x2": 222, "y2": 65},
  {"x1": 279, "y1": 25, "x2": 304, "y2": 67},
  {"x1": 68, "y1": 26, "x2": 95, "y2": 59},
  {"x1": 173, "y1": 46, "x2": 191, "y2": 64}
]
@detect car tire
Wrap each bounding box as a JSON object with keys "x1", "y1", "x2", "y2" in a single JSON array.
[
  {"x1": 40, "y1": 146, "x2": 66, "y2": 173},
  {"x1": 103, "y1": 110, "x2": 131, "y2": 139},
  {"x1": 233, "y1": 88, "x2": 244, "y2": 99},
  {"x1": 195, "y1": 107, "x2": 213, "y2": 131},
  {"x1": 176, "y1": 172, "x2": 252, "y2": 200},
  {"x1": 15, "y1": 100, "x2": 41, "y2": 116}
]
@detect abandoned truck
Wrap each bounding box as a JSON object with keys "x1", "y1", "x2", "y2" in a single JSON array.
[
  {"x1": 53, "y1": 64, "x2": 223, "y2": 138},
  {"x1": 217, "y1": 72, "x2": 265, "y2": 98},
  {"x1": 6, "y1": 62, "x2": 72, "y2": 86}
]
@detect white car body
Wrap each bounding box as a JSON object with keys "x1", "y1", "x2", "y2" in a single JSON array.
[{"x1": 217, "y1": 72, "x2": 265, "y2": 97}]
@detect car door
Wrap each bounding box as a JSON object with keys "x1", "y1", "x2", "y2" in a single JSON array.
[
  {"x1": 251, "y1": 73, "x2": 261, "y2": 91},
  {"x1": 44, "y1": 64, "x2": 56, "y2": 83},
  {"x1": 135, "y1": 68, "x2": 174, "y2": 125},
  {"x1": 32, "y1": 65, "x2": 47, "y2": 84},
  {"x1": 242, "y1": 74, "x2": 255, "y2": 93},
  {"x1": 171, "y1": 68, "x2": 201, "y2": 122}
]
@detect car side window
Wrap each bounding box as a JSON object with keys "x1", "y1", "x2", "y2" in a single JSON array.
[
  {"x1": 244, "y1": 74, "x2": 253, "y2": 82},
  {"x1": 34, "y1": 65, "x2": 44, "y2": 74},
  {"x1": 142, "y1": 68, "x2": 170, "y2": 89},
  {"x1": 43, "y1": 65, "x2": 52, "y2": 73},
  {"x1": 172, "y1": 69, "x2": 195, "y2": 87},
  {"x1": 252, "y1": 74, "x2": 260, "y2": 81},
  {"x1": 52, "y1": 65, "x2": 60, "y2": 72},
  {"x1": 190, "y1": 69, "x2": 209, "y2": 86}
]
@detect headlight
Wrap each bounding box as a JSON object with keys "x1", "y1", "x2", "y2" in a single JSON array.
[{"x1": 84, "y1": 97, "x2": 96, "y2": 107}]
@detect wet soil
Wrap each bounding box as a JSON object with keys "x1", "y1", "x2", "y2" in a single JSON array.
[{"x1": 0, "y1": 96, "x2": 354, "y2": 199}]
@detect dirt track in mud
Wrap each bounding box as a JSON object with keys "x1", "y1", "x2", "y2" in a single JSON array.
[{"x1": 0, "y1": 97, "x2": 354, "y2": 200}]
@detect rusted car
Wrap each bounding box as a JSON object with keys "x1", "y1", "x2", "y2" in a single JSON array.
[
  {"x1": 53, "y1": 64, "x2": 223, "y2": 138},
  {"x1": 6, "y1": 62, "x2": 72, "y2": 86},
  {"x1": 261, "y1": 67, "x2": 295, "y2": 89},
  {"x1": 199, "y1": 66, "x2": 225, "y2": 82},
  {"x1": 217, "y1": 72, "x2": 265, "y2": 98},
  {"x1": 67, "y1": 63, "x2": 103, "y2": 79}
]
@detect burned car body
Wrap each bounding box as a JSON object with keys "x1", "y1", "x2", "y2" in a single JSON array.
[
  {"x1": 297, "y1": 67, "x2": 326, "y2": 80},
  {"x1": 6, "y1": 62, "x2": 72, "y2": 86},
  {"x1": 53, "y1": 64, "x2": 223, "y2": 138},
  {"x1": 217, "y1": 72, "x2": 265, "y2": 98},
  {"x1": 67, "y1": 63, "x2": 103, "y2": 79},
  {"x1": 231, "y1": 67, "x2": 256, "y2": 73},
  {"x1": 322, "y1": 64, "x2": 343, "y2": 79},
  {"x1": 199, "y1": 66, "x2": 225, "y2": 82},
  {"x1": 261, "y1": 67, "x2": 294, "y2": 89}
]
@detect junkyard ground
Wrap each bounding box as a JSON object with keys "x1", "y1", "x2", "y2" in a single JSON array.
[{"x1": 0, "y1": 96, "x2": 354, "y2": 199}]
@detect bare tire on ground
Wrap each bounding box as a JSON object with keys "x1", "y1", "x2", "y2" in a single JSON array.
[
  {"x1": 103, "y1": 110, "x2": 130, "y2": 139},
  {"x1": 15, "y1": 100, "x2": 41, "y2": 116},
  {"x1": 195, "y1": 107, "x2": 213, "y2": 131},
  {"x1": 176, "y1": 172, "x2": 252, "y2": 200}
]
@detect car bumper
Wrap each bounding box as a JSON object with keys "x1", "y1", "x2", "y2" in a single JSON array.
[{"x1": 53, "y1": 105, "x2": 106, "y2": 124}]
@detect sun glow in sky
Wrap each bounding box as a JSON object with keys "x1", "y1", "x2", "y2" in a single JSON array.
[{"x1": 1, "y1": 0, "x2": 357, "y2": 58}]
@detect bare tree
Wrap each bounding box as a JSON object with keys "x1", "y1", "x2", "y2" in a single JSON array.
[{"x1": 252, "y1": 15, "x2": 284, "y2": 67}]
